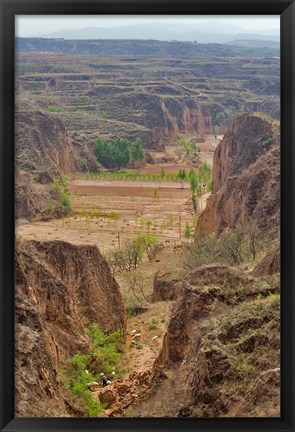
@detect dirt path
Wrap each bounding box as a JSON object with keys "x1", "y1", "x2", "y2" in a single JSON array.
[{"x1": 121, "y1": 300, "x2": 173, "y2": 374}]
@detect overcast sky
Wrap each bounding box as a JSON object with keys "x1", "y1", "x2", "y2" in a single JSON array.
[{"x1": 16, "y1": 15, "x2": 280, "y2": 38}]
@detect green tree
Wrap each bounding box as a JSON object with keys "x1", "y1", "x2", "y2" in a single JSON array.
[
  {"x1": 52, "y1": 174, "x2": 72, "y2": 215},
  {"x1": 213, "y1": 124, "x2": 220, "y2": 137},
  {"x1": 114, "y1": 138, "x2": 131, "y2": 168},
  {"x1": 136, "y1": 234, "x2": 158, "y2": 259},
  {"x1": 190, "y1": 139, "x2": 197, "y2": 155},
  {"x1": 93, "y1": 137, "x2": 131, "y2": 168},
  {"x1": 178, "y1": 169, "x2": 186, "y2": 189},
  {"x1": 189, "y1": 169, "x2": 198, "y2": 213},
  {"x1": 146, "y1": 220, "x2": 153, "y2": 232},
  {"x1": 246, "y1": 219, "x2": 261, "y2": 261},
  {"x1": 93, "y1": 137, "x2": 113, "y2": 167},
  {"x1": 131, "y1": 138, "x2": 145, "y2": 161},
  {"x1": 180, "y1": 138, "x2": 192, "y2": 155},
  {"x1": 199, "y1": 162, "x2": 212, "y2": 193},
  {"x1": 185, "y1": 222, "x2": 191, "y2": 240},
  {"x1": 220, "y1": 228, "x2": 245, "y2": 265},
  {"x1": 216, "y1": 112, "x2": 225, "y2": 123}
]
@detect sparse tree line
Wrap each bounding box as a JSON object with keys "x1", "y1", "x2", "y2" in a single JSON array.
[
  {"x1": 107, "y1": 234, "x2": 158, "y2": 274},
  {"x1": 93, "y1": 137, "x2": 145, "y2": 169},
  {"x1": 179, "y1": 138, "x2": 201, "y2": 155},
  {"x1": 86, "y1": 170, "x2": 188, "y2": 182},
  {"x1": 183, "y1": 220, "x2": 272, "y2": 270},
  {"x1": 184, "y1": 164, "x2": 213, "y2": 213}
]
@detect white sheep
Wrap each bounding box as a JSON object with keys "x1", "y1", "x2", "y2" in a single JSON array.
[{"x1": 132, "y1": 332, "x2": 142, "y2": 340}]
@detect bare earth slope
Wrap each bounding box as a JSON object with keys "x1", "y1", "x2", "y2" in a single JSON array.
[
  {"x1": 132, "y1": 265, "x2": 280, "y2": 417},
  {"x1": 15, "y1": 239, "x2": 126, "y2": 416},
  {"x1": 15, "y1": 111, "x2": 99, "y2": 220},
  {"x1": 197, "y1": 113, "x2": 280, "y2": 234}
]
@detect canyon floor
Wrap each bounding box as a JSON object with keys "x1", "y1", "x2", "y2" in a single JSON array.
[
  {"x1": 16, "y1": 140, "x2": 216, "y2": 398},
  {"x1": 16, "y1": 137, "x2": 216, "y2": 252}
]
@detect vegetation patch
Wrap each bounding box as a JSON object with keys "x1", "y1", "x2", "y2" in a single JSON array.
[
  {"x1": 94, "y1": 136, "x2": 145, "y2": 169},
  {"x1": 63, "y1": 323, "x2": 123, "y2": 417},
  {"x1": 52, "y1": 174, "x2": 72, "y2": 215}
]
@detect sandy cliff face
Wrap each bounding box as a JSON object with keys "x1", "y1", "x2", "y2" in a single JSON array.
[
  {"x1": 15, "y1": 239, "x2": 126, "y2": 417},
  {"x1": 197, "y1": 113, "x2": 280, "y2": 234}
]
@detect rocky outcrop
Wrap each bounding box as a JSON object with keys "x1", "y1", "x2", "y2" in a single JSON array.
[
  {"x1": 197, "y1": 113, "x2": 280, "y2": 234},
  {"x1": 152, "y1": 271, "x2": 183, "y2": 302},
  {"x1": 251, "y1": 244, "x2": 280, "y2": 277},
  {"x1": 15, "y1": 239, "x2": 126, "y2": 417},
  {"x1": 94, "y1": 369, "x2": 154, "y2": 417}
]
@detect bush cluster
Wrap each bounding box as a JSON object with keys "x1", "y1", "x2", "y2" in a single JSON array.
[
  {"x1": 183, "y1": 221, "x2": 267, "y2": 270},
  {"x1": 107, "y1": 234, "x2": 158, "y2": 274},
  {"x1": 64, "y1": 323, "x2": 123, "y2": 417},
  {"x1": 52, "y1": 174, "x2": 72, "y2": 215}
]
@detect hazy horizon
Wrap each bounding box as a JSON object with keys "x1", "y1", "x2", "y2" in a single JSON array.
[{"x1": 16, "y1": 15, "x2": 280, "y2": 42}]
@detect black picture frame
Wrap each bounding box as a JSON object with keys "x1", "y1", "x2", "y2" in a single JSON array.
[{"x1": 0, "y1": 1, "x2": 294, "y2": 431}]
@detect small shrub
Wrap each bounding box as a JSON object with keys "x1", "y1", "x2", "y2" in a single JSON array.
[
  {"x1": 48, "y1": 105, "x2": 58, "y2": 112},
  {"x1": 99, "y1": 111, "x2": 108, "y2": 118},
  {"x1": 135, "y1": 343, "x2": 143, "y2": 350},
  {"x1": 80, "y1": 158, "x2": 88, "y2": 172},
  {"x1": 262, "y1": 137, "x2": 273, "y2": 148},
  {"x1": 149, "y1": 323, "x2": 157, "y2": 330}
]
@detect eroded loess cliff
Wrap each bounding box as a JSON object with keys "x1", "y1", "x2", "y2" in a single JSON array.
[
  {"x1": 251, "y1": 244, "x2": 280, "y2": 277},
  {"x1": 197, "y1": 113, "x2": 280, "y2": 234},
  {"x1": 106, "y1": 93, "x2": 211, "y2": 150},
  {"x1": 15, "y1": 111, "x2": 98, "y2": 220},
  {"x1": 132, "y1": 265, "x2": 280, "y2": 417},
  {"x1": 15, "y1": 239, "x2": 126, "y2": 417}
]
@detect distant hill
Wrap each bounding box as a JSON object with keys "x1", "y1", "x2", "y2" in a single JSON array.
[
  {"x1": 38, "y1": 22, "x2": 279, "y2": 44},
  {"x1": 16, "y1": 38, "x2": 280, "y2": 58},
  {"x1": 227, "y1": 39, "x2": 280, "y2": 49}
]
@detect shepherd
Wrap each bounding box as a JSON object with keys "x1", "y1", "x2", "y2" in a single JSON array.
[{"x1": 100, "y1": 373, "x2": 108, "y2": 387}]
